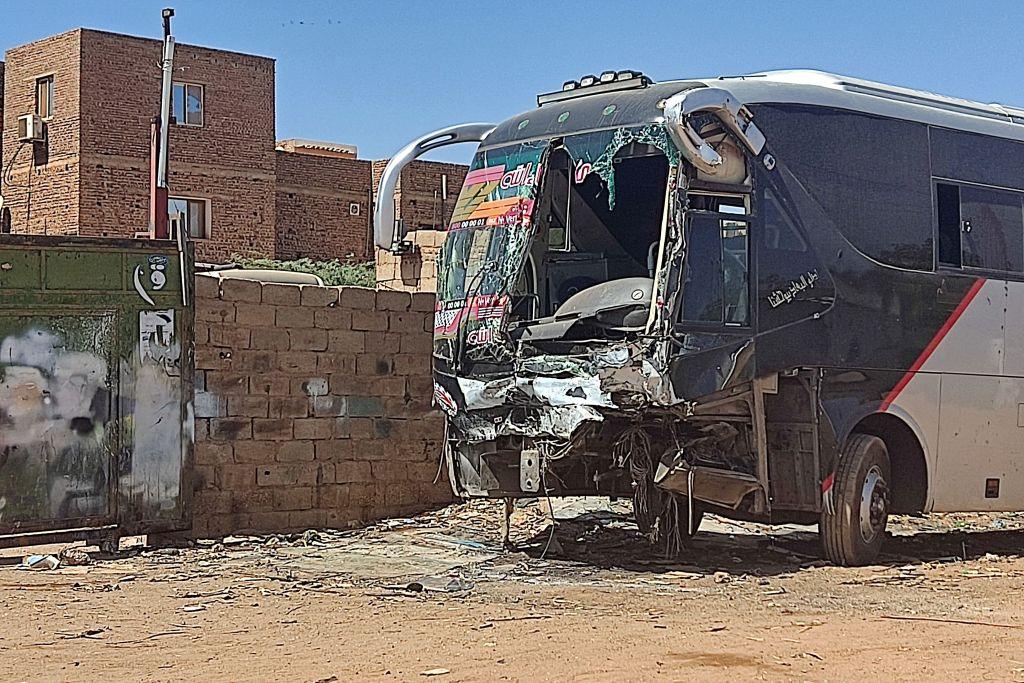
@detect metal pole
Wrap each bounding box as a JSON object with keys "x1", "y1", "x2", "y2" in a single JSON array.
[
  {"x1": 441, "y1": 173, "x2": 448, "y2": 228},
  {"x1": 156, "y1": 9, "x2": 175, "y2": 189},
  {"x1": 148, "y1": 116, "x2": 164, "y2": 237},
  {"x1": 156, "y1": 8, "x2": 187, "y2": 306}
]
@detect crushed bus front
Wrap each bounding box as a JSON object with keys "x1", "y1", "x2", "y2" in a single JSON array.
[{"x1": 400, "y1": 75, "x2": 775, "y2": 548}]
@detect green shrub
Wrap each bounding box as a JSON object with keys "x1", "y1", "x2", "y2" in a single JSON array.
[{"x1": 231, "y1": 255, "x2": 376, "y2": 287}]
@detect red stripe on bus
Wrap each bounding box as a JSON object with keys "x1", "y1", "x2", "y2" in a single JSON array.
[
  {"x1": 880, "y1": 277, "x2": 986, "y2": 412},
  {"x1": 821, "y1": 471, "x2": 835, "y2": 493}
]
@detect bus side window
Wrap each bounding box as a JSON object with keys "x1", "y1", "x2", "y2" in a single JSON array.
[
  {"x1": 722, "y1": 220, "x2": 750, "y2": 326},
  {"x1": 960, "y1": 186, "x2": 1024, "y2": 273},
  {"x1": 680, "y1": 213, "x2": 750, "y2": 326},
  {"x1": 936, "y1": 183, "x2": 962, "y2": 268},
  {"x1": 938, "y1": 182, "x2": 1024, "y2": 273},
  {"x1": 680, "y1": 214, "x2": 724, "y2": 323}
]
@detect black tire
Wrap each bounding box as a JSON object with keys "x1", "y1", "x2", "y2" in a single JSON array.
[{"x1": 821, "y1": 433, "x2": 891, "y2": 566}]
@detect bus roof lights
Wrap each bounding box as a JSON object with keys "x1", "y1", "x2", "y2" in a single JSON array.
[{"x1": 537, "y1": 71, "x2": 654, "y2": 106}]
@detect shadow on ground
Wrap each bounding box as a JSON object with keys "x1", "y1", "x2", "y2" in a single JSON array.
[{"x1": 508, "y1": 511, "x2": 1024, "y2": 578}]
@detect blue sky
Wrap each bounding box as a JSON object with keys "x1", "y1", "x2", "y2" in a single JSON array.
[{"x1": 3, "y1": 1, "x2": 1023, "y2": 163}]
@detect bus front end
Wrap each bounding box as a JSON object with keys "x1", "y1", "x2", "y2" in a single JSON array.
[{"x1": 379, "y1": 71, "x2": 779, "y2": 548}]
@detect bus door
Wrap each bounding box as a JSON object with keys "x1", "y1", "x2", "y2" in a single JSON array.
[{"x1": 667, "y1": 196, "x2": 755, "y2": 398}]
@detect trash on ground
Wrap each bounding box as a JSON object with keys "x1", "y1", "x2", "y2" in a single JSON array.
[
  {"x1": 59, "y1": 547, "x2": 92, "y2": 566},
  {"x1": 390, "y1": 575, "x2": 474, "y2": 594},
  {"x1": 21, "y1": 554, "x2": 60, "y2": 570}
]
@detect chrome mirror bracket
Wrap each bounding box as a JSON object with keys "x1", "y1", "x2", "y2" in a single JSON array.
[{"x1": 373, "y1": 123, "x2": 495, "y2": 251}]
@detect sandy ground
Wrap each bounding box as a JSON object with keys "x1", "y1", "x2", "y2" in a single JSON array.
[{"x1": 3, "y1": 501, "x2": 1024, "y2": 682}]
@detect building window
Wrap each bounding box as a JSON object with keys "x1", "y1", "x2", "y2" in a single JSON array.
[
  {"x1": 172, "y1": 82, "x2": 204, "y2": 127},
  {"x1": 168, "y1": 197, "x2": 209, "y2": 239},
  {"x1": 36, "y1": 75, "x2": 54, "y2": 119}
]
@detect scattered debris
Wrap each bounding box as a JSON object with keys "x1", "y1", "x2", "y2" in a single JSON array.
[
  {"x1": 388, "y1": 576, "x2": 474, "y2": 594},
  {"x1": 5, "y1": 501, "x2": 1024, "y2": 680},
  {"x1": 485, "y1": 614, "x2": 552, "y2": 624},
  {"x1": 881, "y1": 615, "x2": 1024, "y2": 629},
  {"x1": 298, "y1": 530, "x2": 322, "y2": 547},
  {"x1": 21, "y1": 555, "x2": 60, "y2": 571},
  {"x1": 57, "y1": 628, "x2": 106, "y2": 640},
  {"x1": 420, "y1": 668, "x2": 451, "y2": 676},
  {"x1": 58, "y1": 547, "x2": 92, "y2": 567}
]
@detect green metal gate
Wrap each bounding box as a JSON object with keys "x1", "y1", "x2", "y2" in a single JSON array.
[{"x1": 0, "y1": 235, "x2": 194, "y2": 548}]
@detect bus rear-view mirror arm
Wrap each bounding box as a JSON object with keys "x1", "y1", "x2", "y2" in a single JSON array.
[
  {"x1": 373, "y1": 123, "x2": 496, "y2": 251},
  {"x1": 663, "y1": 87, "x2": 767, "y2": 176}
]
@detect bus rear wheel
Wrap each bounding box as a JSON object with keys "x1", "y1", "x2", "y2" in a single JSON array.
[{"x1": 821, "y1": 434, "x2": 890, "y2": 566}]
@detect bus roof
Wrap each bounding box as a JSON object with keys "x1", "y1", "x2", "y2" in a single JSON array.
[
  {"x1": 484, "y1": 69, "x2": 1024, "y2": 149},
  {"x1": 713, "y1": 70, "x2": 1024, "y2": 138}
]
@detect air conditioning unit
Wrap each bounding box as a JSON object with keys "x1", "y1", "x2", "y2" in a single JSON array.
[{"x1": 17, "y1": 114, "x2": 45, "y2": 143}]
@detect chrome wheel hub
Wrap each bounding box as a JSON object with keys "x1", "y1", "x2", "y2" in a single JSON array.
[{"x1": 859, "y1": 465, "x2": 888, "y2": 544}]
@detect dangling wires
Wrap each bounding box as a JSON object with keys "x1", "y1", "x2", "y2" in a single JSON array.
[
  {"x1": 662, "y1": 493, "x2": 684, "y2": 558},
  {"x1": 614, "y1": 423, "x2": 686, "y2": 557}
]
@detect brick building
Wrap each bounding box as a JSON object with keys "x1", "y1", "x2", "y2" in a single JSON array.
[
  {"x1": 0, "y1": 28, "x2": 467, "y2": 264},
  {"x1": 0, "y1": 59, "x2": 6, "y2": 233},
  {"x1": 1, "y1": 29, "x2": 276, "y2": 260},
  {"x1": 275, "y1": 145, "x2": 372, "y2": 260}
]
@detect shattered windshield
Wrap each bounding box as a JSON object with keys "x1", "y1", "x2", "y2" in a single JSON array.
[
  {"x1": 437, "y1": 141, "x2": 546, "y2": 307},
  {"x1": 437, "y1": 125, "x2": 679, "y2": 324}
]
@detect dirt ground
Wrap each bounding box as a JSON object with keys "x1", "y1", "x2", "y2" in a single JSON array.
[{"x1": 3, "y1": 501, "x2": 1024, "y2": 682}]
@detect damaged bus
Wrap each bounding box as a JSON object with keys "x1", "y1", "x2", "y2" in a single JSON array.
[{"x1": 374, "y1": 70, "x2": 1024, "y2": 565}]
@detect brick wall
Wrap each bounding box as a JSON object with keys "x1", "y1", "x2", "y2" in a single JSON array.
[
  {"x1": 371, "y1": 159, "x2": 468, "y2": 232},
  {"x1": 1, "y1": 28, "x2": 471, "y2": 267},
  {"x1": 191, "y1": 275, "x2": 449, "y2": 537},
  {"x1": 275, "y1": 150, "x2": 373, "y2": 261},
  {"x1": 1, "y1": 30, "x2": 82, "y2": 236},
  {"x1": 0, "y1": 60, "x2": 5, "y2": 190}
]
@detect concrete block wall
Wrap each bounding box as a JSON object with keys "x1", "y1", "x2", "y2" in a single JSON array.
[
  {"x1": 191, "y1": 275, "x2": 450, "y2": 537},
  {"x1": 375, "y1": 229, "x2": 446, "y2": 293}
]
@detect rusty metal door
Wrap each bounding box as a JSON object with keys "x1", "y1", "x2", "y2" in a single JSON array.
[{"x1": 0, "y1": 236, "x2": 194, "y2": 547}]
